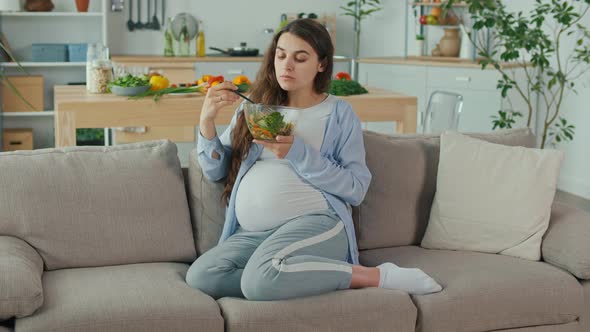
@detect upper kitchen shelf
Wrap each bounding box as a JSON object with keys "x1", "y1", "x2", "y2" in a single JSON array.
[
  {"x1": 0, "y1": 12, "x2": 103, "y2": 17},
  {"x1": 0, "y1": 62, "x2": 86, "y2": 67}
]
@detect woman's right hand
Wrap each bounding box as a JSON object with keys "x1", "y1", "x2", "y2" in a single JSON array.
[{"x1": 200, "y1": 81, "x2": 240, "y2": 123}]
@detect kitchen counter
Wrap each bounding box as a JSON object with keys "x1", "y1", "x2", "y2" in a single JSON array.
[
  {"x1": 53, "y1": 86, "x2": 417, "y2": 147},
  {"x1": 111, "y1": 55, "x2": 352, "y2": 63},
  {"x1": 357, "y1": 56, "x2": 527, "y2": 69},
  {"x1": 112, "y1": 55, "x2": 525, "y2": 69}
]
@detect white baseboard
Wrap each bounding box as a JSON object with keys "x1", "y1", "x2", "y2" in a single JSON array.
[{"x1": 558, "y1": 174, "x2": 590, "y2": 200}]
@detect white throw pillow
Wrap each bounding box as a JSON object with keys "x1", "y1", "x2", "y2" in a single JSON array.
[{"x1": 421, "y1": 131, "x2": 564, "y2": 261}]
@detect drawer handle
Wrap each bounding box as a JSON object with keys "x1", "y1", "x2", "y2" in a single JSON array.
[
  {"x1": 9, "y1": 141, "x2": 23, "y2": 145},
  {"x1": 455, "y1": 76, "x2": 471, "y2": 82},
  {"x1": 226, "y1": 69, "x2": 244, "y2": 75}
]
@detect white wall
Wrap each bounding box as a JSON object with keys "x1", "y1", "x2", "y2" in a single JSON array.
[
  {"x1": 106, "y1": 0, "x2": 355, "y2": 56},
  {"x1": 500, "y1": 1, "x2": 590, "y2": 199},
  {"x1": 553, "y1": 7, "x2": 590, "y2": 199},
  {"x1": 106, "y1": 0, "x2": 410, "y2": 57}
]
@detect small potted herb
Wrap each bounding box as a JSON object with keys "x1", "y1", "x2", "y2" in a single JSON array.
[{"x1": 415, "y1": 34, "x2": 425, "y2": 56}]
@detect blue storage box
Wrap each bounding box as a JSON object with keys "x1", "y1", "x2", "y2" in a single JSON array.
[
  {"x1": 67, "y1": 43, "x2": 88, "y2": 62},
  {"x1": 31, "y1": 44, "x2": 67, "y2": 62}
]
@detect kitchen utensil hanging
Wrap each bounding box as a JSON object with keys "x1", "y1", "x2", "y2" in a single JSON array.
[
  {"x1": 151, "y1": 0, "x2": 160, "y2": 30},
  {"x1": 127, "y1": 0, "x2": 161, "y2": 31},
  {"x1": 126, "y1": 0, "x2": 134, "y2": 31}
]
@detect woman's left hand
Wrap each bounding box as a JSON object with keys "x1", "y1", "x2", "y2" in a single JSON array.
[{"x1": 253, "y1": 135, "x2": 294, "y2": 159}]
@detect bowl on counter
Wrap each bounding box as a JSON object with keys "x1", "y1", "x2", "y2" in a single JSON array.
[
  {"x1": 243, "y1": 103, "x2": 300, "y2": 141},
  {"x1": 110, "y1": 85, "x2": 150, "y2": 96}
]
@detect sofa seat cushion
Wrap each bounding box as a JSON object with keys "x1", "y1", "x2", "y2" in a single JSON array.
[
  {"x1": 0, "y1": 236, "x2": 44, "y2": 320},
  {"x1": 582, "y1": 280, "x2": 590, "y2": 332},
  {"x1": 217, "y1": 288, "x2": 416, "y2": 332},
  {"x1": 360, "y1": 246, "x2": 583, "y2": 332},
  {"x1": 15, "y1": 263, "x2": 223, "y2": 332}
]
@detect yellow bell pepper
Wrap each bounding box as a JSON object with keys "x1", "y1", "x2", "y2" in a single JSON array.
[
  {"x1": 149, "y1": 75, "x2": 170, "y2": 91},
  {"x1": 197, "y1": 74, "x2": 212, "y2": 86},
  {"x1": 233, "y1": 75, "x2": 251, "y2": 85}
]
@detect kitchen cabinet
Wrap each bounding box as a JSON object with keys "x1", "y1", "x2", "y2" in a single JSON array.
[
  {"x1": 358, "y1": 63, "x2": 427, "y2": 133},
  {"x1": 109, "y1": 59, "x2": 198, "y2": 144},
  {"x1": 358, "y1": 61, "x2": 534, "y2": 134}
]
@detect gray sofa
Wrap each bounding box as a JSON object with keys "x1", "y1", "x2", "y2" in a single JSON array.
[{"x1": 1, "y1": 128, "x2": 588, "y2": 332}]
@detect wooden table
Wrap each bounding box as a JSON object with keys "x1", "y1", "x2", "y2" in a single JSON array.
[{"x1": 53, "y1": 86, "x2": 417, "y2": 147}]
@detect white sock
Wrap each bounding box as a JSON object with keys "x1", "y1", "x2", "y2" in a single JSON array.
[{"x1": 376, "y1": 262, "x2": 442, "y2": 295}]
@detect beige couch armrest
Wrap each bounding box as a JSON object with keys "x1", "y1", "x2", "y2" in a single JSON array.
[
  {"x1": 0, "y1": 236, "x2": 44, "y2": 319},
  {"x1": 542, "y1": 202, "x2": 590, "y2": 279}
]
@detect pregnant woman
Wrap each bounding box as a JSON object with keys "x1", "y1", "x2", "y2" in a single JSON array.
[{"x1": 186, "y1": 18, "x2": 442, "y2": 301}]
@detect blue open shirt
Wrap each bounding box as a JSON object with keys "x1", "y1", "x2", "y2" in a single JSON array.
[{"x1": 196, "y1": 98, "x2": 372, "y2": 264}]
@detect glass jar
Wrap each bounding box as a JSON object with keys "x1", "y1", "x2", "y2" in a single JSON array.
[
  {"x1": 87, "y1": 59, "x2": 112, "y2": 94},
  {"x1": 86, "y1": 43, "x2": 110, "y2": 93}
]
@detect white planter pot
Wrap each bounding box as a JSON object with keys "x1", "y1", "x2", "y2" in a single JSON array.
[
  {"x1": 415, "y1": 40, "x2": 425, "y2": 56},
  {"x1": 459, "y1": 25, "x2": 475, "y2": 60}
]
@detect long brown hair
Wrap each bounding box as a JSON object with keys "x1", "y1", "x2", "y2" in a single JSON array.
[{"x1": 221, "y1": 18, "x2": 334, "y2": 204}]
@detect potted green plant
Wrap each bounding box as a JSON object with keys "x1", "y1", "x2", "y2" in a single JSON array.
[{"x1": 443, "y1": 0, "x2": 590, "y2": 148}]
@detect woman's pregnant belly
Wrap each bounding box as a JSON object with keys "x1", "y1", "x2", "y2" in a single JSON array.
[{"x1": 235, "y1": 160, "x2": 329, "y2": 232}]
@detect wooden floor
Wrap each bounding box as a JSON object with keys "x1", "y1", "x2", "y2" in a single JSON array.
[{"x1": 555, "y1": 190, "x2": 590, "y2": 213}]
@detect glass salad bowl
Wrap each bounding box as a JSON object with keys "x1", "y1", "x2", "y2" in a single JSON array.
[{"x1": 243, "y1": 103, "x2": 300, "y2": 141}]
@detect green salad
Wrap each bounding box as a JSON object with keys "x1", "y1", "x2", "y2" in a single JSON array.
[
  {"x1": 109, "y1": 74, "x2": 150, "y2": 87},
  {"x1": 247, "y1": 111, "x2": 294, "y2": 141}
]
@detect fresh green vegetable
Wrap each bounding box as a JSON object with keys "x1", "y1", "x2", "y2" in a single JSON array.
[
  {"x1": 237, "y1": 83, "x2": 250, "y2": 93},
  {"x1": 130, "y1": 85, "x2": 205, "y2": 101},
  {"x1": 109, "y1": 74, "x2": 150, "y2": 88},
  {"x1": 262, "y1": 112, "x2": 285, "y2": 135},
  {"x1": 247, "y1": 111, "x2": 293, "y2": 140},
  {"x1": 329, "y1": 79, "x2": 368, "y2": 96}
]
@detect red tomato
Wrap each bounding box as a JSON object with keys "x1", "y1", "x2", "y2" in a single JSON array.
[
  {"x1": 335, "y1": 72, "x2": 352, "y2": 80},
  {"x1": 419, "y1": 15, "x2": 427, "y2": 25}
]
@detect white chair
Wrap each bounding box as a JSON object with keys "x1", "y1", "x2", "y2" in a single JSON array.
[{"x1": 422, "y1": 90, "x2": 464, "y2": 134}]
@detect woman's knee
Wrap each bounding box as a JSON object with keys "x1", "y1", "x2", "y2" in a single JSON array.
[
  {"x1": 186, "y1": 258, "x2": 231, "y2": 298},
  {"x1": 185, "y1": 259, "x2": 212, "y2": 289},
  {"x1": 240, "y1": 259, "x2": 282, "y2": 301}
]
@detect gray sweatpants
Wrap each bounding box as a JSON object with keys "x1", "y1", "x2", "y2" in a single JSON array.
[{"x1": 185, "y1": 210, "x2": 352, "y2": 301}]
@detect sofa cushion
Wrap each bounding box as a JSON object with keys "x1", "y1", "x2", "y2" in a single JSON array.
[
  {"x1": 497, "y1": 322, "x2": 580, "y2": 332},
  {"x1": 354, "y1": 128, "x2": 535, "y2": 250},
  {"x1": 582, "y1": 280, "x2": 590, "y2": 332},
  {"x1": 421, "y1": 131, "x2": 563, "y2": 261},
  {"x1": 217, "y1": 288, "x2": 416, "y2": 332},
  {"x1": 0, "y1": 236, "x2": 44, "y2": 319},
  {"x1": 187, "y1": 149, "x2": 226, "y2": 256},
  {"x1": 0, "y1": 140, "x2": 196, "y2": 270},
  {"x1": 359, "y1": 246, "x2": 582, "y2": 332},
  {"x1": 0, "y1": 324, "x2": 13, "y2": 332},
  {"x1": 542, "y1": 202, "x2": 590, "y2": 279},
  {"x1": 15, "y1": 263, "x2": 223, "y2": 332}
]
